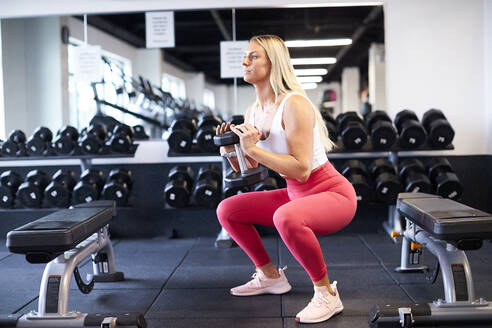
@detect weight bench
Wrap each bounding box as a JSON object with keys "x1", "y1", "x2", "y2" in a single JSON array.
[
  {"x1": 370, "y1": 193, "x2": 492, "y2": 327},
  {"x1": 1, "y1": 201, "x2": 146, "y2": 328}
]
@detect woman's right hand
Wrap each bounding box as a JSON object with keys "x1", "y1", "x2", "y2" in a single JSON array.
[{"x1": 216, "y1": 122, "x2": 235, "y2": 153}]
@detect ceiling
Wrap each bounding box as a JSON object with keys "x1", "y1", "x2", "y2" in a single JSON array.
[{"x1": 82, "y1": 5, "x2": 384, "y2": 86}]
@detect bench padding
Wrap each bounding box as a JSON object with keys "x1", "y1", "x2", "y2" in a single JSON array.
[
  {"x1": 397, "y1": 193, "x2": 492, "y2": 242},
  {"x1": 6, "y1": 205, "x2": 114, "y2": 257}
]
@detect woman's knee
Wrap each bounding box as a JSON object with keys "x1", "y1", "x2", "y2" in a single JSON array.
[{"x1": 273, "y1": 207, "x2": 302, "y2": 234}]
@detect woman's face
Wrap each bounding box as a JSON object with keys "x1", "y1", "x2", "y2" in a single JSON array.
[{"x1": 242, "y1": 41, "x2": 271, "y2": 84}]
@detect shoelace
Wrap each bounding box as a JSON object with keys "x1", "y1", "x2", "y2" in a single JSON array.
[
  {"x1": 247, "y1": 266, "x2": 288, "y2": 288},
  {"x1": 310, "y1": 281, "x2": 338, "y2": 308}
]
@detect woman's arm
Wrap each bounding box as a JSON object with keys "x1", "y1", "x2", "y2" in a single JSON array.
[
  {"x1": 233, "y1": 95, "x2": 314, "y2": 182},
  {"x1": 218, "y1": 104, "x2": 259, "y2": 172}
]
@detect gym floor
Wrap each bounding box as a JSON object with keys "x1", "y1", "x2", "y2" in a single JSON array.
[{"x1": 1, "y1": 230, "x2": 492, "y2": 328}]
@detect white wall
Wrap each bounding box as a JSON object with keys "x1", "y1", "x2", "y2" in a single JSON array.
[
  {"x1": 2, "y1": 17, "x2": 64, "y2": 137},
  {"x1": 385, "y1": 0, "x2": 485, "y2": 155},
  {"x1": 341, "y1": 67, "x2": 360, "y2": 112},
  {"x1": 368, "y1": 42, "x2": 386, "y2": 110},
  {"x1": 486, "y1": 0, "x2": 492, "y2": 154}
]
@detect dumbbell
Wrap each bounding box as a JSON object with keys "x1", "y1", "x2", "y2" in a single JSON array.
[
  {"x1": 102, "y1": 168, "x2": 133, "y2": 206},
  {"x1": 192, "y1": 165, "x2": 222, "y2": 208},
  {"x1": 79, "y1": 124, "x2": 107, "y2": 155},
  {"x1": 44, "y1": 169, "x2": 77, "y2": 208},
  {"x1": 394, "y1": 110, "x2": 427, "y2": 149},
  {"x1": 369, "y1": 158, "x2": 402, "y2": 204},
  {"x1": 25, "y1": 127, "x2": 54, "y2": 156},
  {"x1": 253, "y1": 172, "x2": 278, "y2": 191},
  {"x1": 73, "y1": 169, "x2": 105, "y2": 204},
  {"x1": 421, "y1": 109, "x2": 455, "y2": 148},
  {"x1": 0, "y1": 171, "x2": 22, "y2": 208},
  {"x1": 53, "y1": 125, "x2": 79, "y2": 155},
  {"x1": 426, "y1": 158, "x2": 462, "y2": 199},
  {"x1": 133, "y1": 125, "x2": 149, "y2": 140},
  {"x1": 322, "y1": 113, "x2": 338, "y2": 143},
  {"x1": 1, "y1": 129, "x2": 27, "y2": 157},
  {"x1": 229, "y1": 115, "x2": 245, "y2": 126},
  {"x1": 17, "y1": 170, "x2": 50, "y2": 208},
  {"x1": 164, "y1": 166, "x2": 194, "y2": 208},
  {"x1": 365, "y1": 111, "x2": 397, "y2": 150},
  {"x1": 398, "y1": 158, "x2": 432, "y2": 193},
  {"x1": 196, "y1": 115, "x2": 222, "y2": 153},
  {"x1": 336, "y1": 112, "x2": 367, "y2": 150},
  {"x1": 341, "y1": 160, "x2": 371, "y2": 203},
  {"x1": 167, "y1": 118, "x2": 197, "y2": 153},
  {"x1": 214, "y1": 131, "x2": 269, "y2": 189},
  {"x1": 108, "y1": 124, "x2": 134, "y2": 153}
]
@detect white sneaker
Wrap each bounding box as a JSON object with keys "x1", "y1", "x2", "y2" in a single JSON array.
[
  {"x1": 295, "y1": 281, "x2": 344, "y2": 323},
  {"x1": 230, "y1": 266, "x2": 292, "y2": 296}
]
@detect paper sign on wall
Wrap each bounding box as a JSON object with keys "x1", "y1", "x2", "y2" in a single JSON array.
[
  {"x1": 146, "y1": 11, "x2": 175, "y2": 48},
  {"x1": 220, "y1": 41, "x2": 248, "y2": 78},
  {"x1": 73, "y1": 45, "x2": 103, "y2": 83}
]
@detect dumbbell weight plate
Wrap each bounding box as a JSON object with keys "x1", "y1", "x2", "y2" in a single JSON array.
[
  {"x1": 346, "y1": 174, "x2": 371, "y2": 202},
  {"x1": 341, "y1": 121, "x2": 367, "y2": 150},
  {"x1": 213, "y1": 131, "x2": 240, "y2": 147},
  {"x1": 435, "y1": 172, "x2": 462, "y2": 200},
  {"x1": 398, "y1": 121, "x2": 426, "y2": 149},
  {"x1": 370, "y1": 121, "x2": 397, "y2": 150},
  {"x1": 224, "y1": 166, "x2": 269, "y2": 188},
  {"x1": 17, "y1": 182, "x2": 43, "y2": 208},
  {"x1": 427, "y1": 119, "x2": 454, "y2": 148},
  {"x1": 72, "y1": 181, "x2": 99, "y2": 204},
  {"x1": 164, "y1": 179, "x2": 192, "y2": 208},
  {"x1": 26, "y1": 137, "x2": 46, "y2": 156},
  {"x1": 373, "y1": 173, "x2": 402, "y2": 204},
  {"x1": 223, "y1": 185, "x2": 250, "y2": 198},
  {"x1": 0, "y1": 185, "x2": 15, "y2": 208},
  {"x1": 193, "y1": 179, "x2": 221, "y2": 208},
  {"x1": 102, "y1": 181, "x2": 129, "y2": 206},
  {"x1": 168, "y1": 119, "x2": 197, "y2": 153},
  {"x1": 1, "y1": 140, "x2": 18, "y2": 156},
  {"x1": 404, "y1": 173, "x2": 432, "y2": 193},
  {"x1": 44, "y1": 181, "x2": 71, "y2": 208},
  {"x1": 253, "y1": 177, "x2": 278, "y2": 191}
]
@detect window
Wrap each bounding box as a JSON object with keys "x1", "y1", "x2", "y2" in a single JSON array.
[
  {"x1": 203, "y1": 88, "x2": 215, "y2": 110},
  {"x1": 162, "y1": 73, "x2": 186, "y2": 100},
  {"x1": 68, "y1": 38, "x2": 135, "y2": 130}
]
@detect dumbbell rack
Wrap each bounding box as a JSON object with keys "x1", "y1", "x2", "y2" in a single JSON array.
[{"x1": 0, "y1": 147, "x2": 138, "y2": 212}]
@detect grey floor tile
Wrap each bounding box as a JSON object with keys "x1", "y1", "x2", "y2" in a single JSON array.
[
  {"x1": 283, "y1": 314, "x2": 370, "y2": 328},
  {"x1": 285, "y1": 265, "x2": 395, "y2": 287},
  {"x1": 0, "y1": 291, "x2": 37, "y2": 314},
  {"x1": 20, "y1": 289, "x2": 160, "y2": 314},
  {"x1": 283, "y1": 284, "x2": 412, "y2": 317},
  {"x1": 166, "y1": 265, "x2": 260, "y2": 289},
  {"x1": 147, "y1": 288, "x2": 282, "y2": 318},
  {"x1": 146, "y1": 317, "x2": 283, "y2": 328}
]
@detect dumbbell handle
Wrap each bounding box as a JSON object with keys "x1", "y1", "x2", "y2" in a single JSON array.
[{"x1": 234, "y1": 144, "x2": 248, "y2": 174}]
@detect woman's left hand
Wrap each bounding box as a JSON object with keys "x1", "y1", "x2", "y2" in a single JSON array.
[{"x1": 230, "y1": 123, "x2": 262, "y2": 156}]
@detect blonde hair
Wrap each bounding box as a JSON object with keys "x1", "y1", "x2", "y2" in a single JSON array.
[{"x1": 250, "y1": 35, "x2": 335, "y2": 152}]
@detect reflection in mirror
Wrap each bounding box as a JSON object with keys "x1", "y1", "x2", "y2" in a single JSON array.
[{"x1": 0, "y1": 5, "x2": 384, "y2": 142}]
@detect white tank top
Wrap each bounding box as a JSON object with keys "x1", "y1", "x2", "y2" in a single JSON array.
[{"x1": 249, "y1": 92, "x2": 328, "y2": 172}]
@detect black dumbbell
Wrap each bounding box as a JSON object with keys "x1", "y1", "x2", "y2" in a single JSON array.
[
  {"x1": 196, "y1": 115, "x2": 222, "y2": 153},
  {"x1": 102, "y1": 168, "x2": 133, "y2": 206},
  {"x1": 0, "y1": 171, "x2": 22, "y2": 208},
  {"x1": 336, "y1": 112, "x2": 367, "y2": 150},
  {"x1": 53, "y1": 125, "x2": 79, "y2": 155},
  {"x1": 229, "y1": 115, "x2": 245, "y2": 126},
  {"x1": 44, "y1": 169, "x2": 77, "y2": 208},
  {"x1": 223, "y1": 185, "x2": 250, "y2": 198},
  {"x1": 72, "y1": 169, "x2": 105, "y2": 204},
  {"x1": 253, "y1": 176, "x2": 278, "y2": 192},
  {"x1": 398, "y1": 158, "x2": 432, "y2": 193},
  {"x1": 426, "y1": 158, "x2": 462, "y2": 199},
  {"x1": 79, "y1": 124, "x2": 107, "y2": 155},
  {"x1": 167, "y1": 118, "x2": 197, "y2": 153},
  {"x1": 213, "y1": 131, "x2": 269, "y2": 188},
  {"x1": 193, "y1": 165, "x2": 222, "y2": 208},
  {"x1": 341, "y1": 160, "x2": 371, "y2": 203},
  {"x1": 25, "y1": 127, "x2": 53, "y2": 156},
  {"x1": 369, "y1": 158, "x2": 402, "y2": 204},
  {"x1": 108, "y1": 124, "x2": 134, "y2": 153},
  {"x1": 17, "y1": 170, "x2": 50, "y2": 208},
  {"x1": 133, "y1": 125, "x2": 149, "y2": 140},
  {"x1": 365, "y1": 111, "x2": 397, "y2": 150},
  {"x1": 164, "y1": 166, "x2": 194, "y2": 208},
  {"x1": 322, "y1": 112, "x2": 338, "y2": 143},
  {"x1": 394, "y1": 110, "x2": 427, "y2": 149},
  {"x1": 422, "y1": 109, "x2": 455, "y2": 148},
  {"x1": 1, "y1": 129, "x2": 27, "y2": 157}
]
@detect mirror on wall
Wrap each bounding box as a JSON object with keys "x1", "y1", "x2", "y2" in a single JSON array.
[{"x1": 0, "y1": 5, "x2": 384, "y2": 141}]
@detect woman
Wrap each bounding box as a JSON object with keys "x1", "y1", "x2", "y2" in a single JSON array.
[{"x1": 216, "y1": 35, "x2": 357, "y2": 324}]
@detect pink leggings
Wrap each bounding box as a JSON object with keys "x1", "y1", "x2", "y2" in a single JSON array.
[{"x1": 216, "y1": 161, "x2": 357, "y2": 282}]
